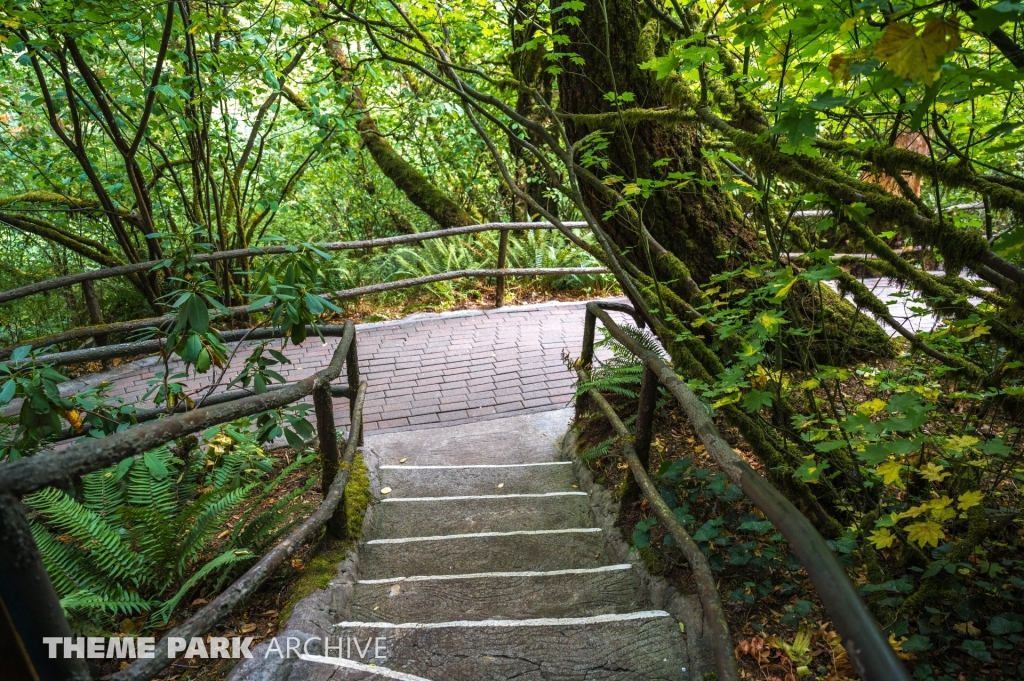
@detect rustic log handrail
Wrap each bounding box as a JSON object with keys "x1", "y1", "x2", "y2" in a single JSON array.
[
  {"x1": 576, "y1": 364, "x2": 740, "y2": 681},
  {"x1": 0, "y1": 322, "x2": 364, "y2": 680},
  {"x1": 0, "y1": 221, "x2": 589, "y2": 305},
  {"x1": 580, "y1": 302, "x2": 912, "y2": 681},
  {"x1": 2, "y1": 266, "x2": 609, "y2": 356},
  {"x1": 111, "y1": 382, "x2": 367, "y2": 681}
]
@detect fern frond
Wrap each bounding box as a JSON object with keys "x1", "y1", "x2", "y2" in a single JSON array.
[
  {"x1": 30, "y1": 523, "x2": 101, "y2": 597},
  {"x1": 60, "y1": 586, "x2": 156, "y2": 617},
  {"x1": 232, "y1": 474, "x2": 317, "y2": 553},
  {"x1": 81, "y1": 469, "x2": 125, "y2": 526},
  {"x1": 26, "y1": 487, "x2": 141, "y2": 584},
  {"x1": 174, "y1": 484, "x2": 256, "y2": 573},
  {"x1": 125, "y1": 450, "x2": 177, "y2": 519},
  {"x1": 150, "y1": 550, "x2": 256, "y2": 624}
]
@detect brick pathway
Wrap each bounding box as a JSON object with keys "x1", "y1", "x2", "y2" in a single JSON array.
[{"x1": 64, "y1": 299, "x2": 631, "y2": 434}]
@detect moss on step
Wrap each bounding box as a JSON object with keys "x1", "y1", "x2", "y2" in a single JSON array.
[{"x1": 277, "y1": 453, "x2": 372, "y2": 628}]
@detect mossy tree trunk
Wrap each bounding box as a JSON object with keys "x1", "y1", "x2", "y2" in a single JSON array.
[{"x1": 557, "y1": 2, "x2": 762, "y2": 284}]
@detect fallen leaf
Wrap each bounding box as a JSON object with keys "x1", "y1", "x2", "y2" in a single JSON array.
[
  {"x1": 190, "y1": 598, "x2": 209, "y2": 606},
  {"x1": 291, "y1": 559, "x2": 304, "y2": 570},
  {"x1": 399, "y1": 458, "x2": 407, "y2": 463},
  {"x1": 380, "y1": 487, "x2": 392, "y2": 495},
  {"x1": 240, "y1": 623, "x2": 256, "y2": 633},
  {"x1": 217, "y1": 530, "x2": 230, "y2": 539},
  {"x1": 497, "y1": 483, "x2": 504, "y2": 488}
]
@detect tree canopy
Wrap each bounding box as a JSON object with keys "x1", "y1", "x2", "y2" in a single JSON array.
[{"x1": 2, "y1": 0, "x2": 1024, "y2": 677}]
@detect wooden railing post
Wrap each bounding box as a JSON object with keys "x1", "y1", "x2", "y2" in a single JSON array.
[
  {"x1": 346, "y1": 336, "x2": 363, "y2": 445},
  {"x1": 576, "y1": 308, "x2": 598, "y2": 422},
  {"x1": 494, "y1": 228, "x2": 509, "y2": 308},
  {"x1": 623, "y1": 366, "x2": 658, "y2": 507},
  {"x1": 0, "y1": 494, "x2": 91, "y2": 681},
  {"x1": 313, "y1": 384, "x2": 339, "y2": 492}
]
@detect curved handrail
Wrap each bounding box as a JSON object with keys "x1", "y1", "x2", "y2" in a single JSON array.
[
  {"x1": 582, "y1": 302, "x2": 911, "y2": 681},
  {"x1": 578, "y1": 366, "x2": 739, "y2": 681},
  {"x1": 2, "y1": 266, "x2": 609, "y2": 356},
  {"x1": 0, "y1": 221, "x2": 588, "y2": 305}
]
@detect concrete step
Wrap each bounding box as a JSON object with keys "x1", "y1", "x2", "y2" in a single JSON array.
[
  {"x1": 370, "y1": 492, "x2": 592, "y2": 538},
  {"x1": 299, "y1": 611, "x2": 690, "y2": 680},
  {"x1": 347, "y1": 564, "x2": 646, "y2": 622},
  {"x1": 358, "y1": 528, "x2": 607, "y2": 579},
  {"x1": 379, "y1": 461, "x2": 578, "y2": 498},
  {"x1": 364, "y1": 409, "x2": 572, "y2": 465}
]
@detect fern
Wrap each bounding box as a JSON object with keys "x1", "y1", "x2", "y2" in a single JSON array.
[
  {"x1": 29, "y1": 433, "x2": 317, "y2": 634},
  {"x1": 26, "y1": 487, "x2": 142, "y2": 585},
  {"x1": 174, "y1": 484, "x2": 257, "y2": 573},
  {"x1": 576, "y1": 324, "x2": 665, "y2": 400},
  {"x1": 150, "y1": 549, "x2": 255, "y2": 624}
]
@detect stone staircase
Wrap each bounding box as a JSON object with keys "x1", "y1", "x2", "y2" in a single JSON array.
[{"x1": 230, "y1": 410, "x2": 693, "y2": 681}]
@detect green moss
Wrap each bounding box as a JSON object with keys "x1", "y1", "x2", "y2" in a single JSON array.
[
  {"x1": 637, "y1": 545, "x2": 667, "y2": 576},
  {"x1": 358, "y1": 119, "x2": 475, "y2": 227},
  {"x1": 276, "y1": 454, "x2": 372, "y2": 627},
  {"x1": 343, "y1": 453, "x2": 372, "y2": 539}
]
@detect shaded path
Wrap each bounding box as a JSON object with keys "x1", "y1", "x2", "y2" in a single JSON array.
[
  {"x1": 56, "y1": 278, "x2": 948, "y2": 436},
  {"x1": 65, "y1": 299, "x2": 632, "y2": 434}
]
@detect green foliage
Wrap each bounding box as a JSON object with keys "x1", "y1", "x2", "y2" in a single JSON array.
[
  {"x1": 0, "y1": 349, "x2": 135, "y2": 461},
  {"x1": 26, "y1": 430, "x2": 317, "y2": 633}
]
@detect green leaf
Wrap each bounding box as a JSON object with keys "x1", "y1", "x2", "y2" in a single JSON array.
[
  {"x1": 988, "y1": 615, "x2": 1024, "y2": 635},
  {"x1": 143, "y1": 451, "x2": 168, "y2": 480},
  {"x1": 737, "y1": 520, "x2": 773, "y2": 533},
  {"x1": 901, "y1": 635, "x2": 932, "y2": 652},
  {"x1": 0, "y1": 380, "x2": 16, "y2": 405},
  {"x1": 960, "y1": 640, "x2": 992, "y2": 662},
  {"x1": 10, "y1": 345, "x2": 32, "y2": 361},
  {"x1": 794, "y1": 456, "x2": 830, "y2": 483}
]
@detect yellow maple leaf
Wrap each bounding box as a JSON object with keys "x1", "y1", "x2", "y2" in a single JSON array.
[
  {"x1": 944, "y1": 434, "x2": 978, "y2": 452},
  {"x1": 901, "y1": 502, "x2": 929, "y2": 519},
  {"x1": 957, "y1": 490, "x2": 984, "y2": 510},
  {"x1": 869, "y1": 527, "x2": 897, "y2": 549},
  {"x1": 930, "y1": 506, "x2": 956, "y2": 522},
  {"x1": 918, "y1": 462, "x2": 951, "y2": 482},
  {"x1": 906, "y1": 520, "x2": 945, "y2": 548},
  {"x1": 857, "y1": 398, "x2": 886, "y2": 417},
  {"x1": 876, "y1": 461, "x2": 904, "y2": 486},
  {"x1": 873, "y1": 19, "x2": 961, "y2": 84}
]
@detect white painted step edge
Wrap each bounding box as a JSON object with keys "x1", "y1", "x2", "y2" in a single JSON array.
[
  {"x1": 382, "y1": 492, "x2": 587, "y2": 503},
  {"x1": 365, "y1": 527, "x2": 601, "y2": 545},
  {"x1": 379, "y1": 462, "x2": 572, "y2": 469},
  {"x1": 357, "y1": 563, "x2": 633, "y2": 585},
  {"x1": 334, "y1": 610, "x2": 673, "y2": 629},
  {"x1": 298, "y1": 654, "x2": 433, "y2": 681}
]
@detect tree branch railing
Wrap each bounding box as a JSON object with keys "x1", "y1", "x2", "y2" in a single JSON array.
[
  {"x1": 0, "y1": 220, "x2": 589, "y2": 305},
  {"x1": 579, "y1": 302, "x2": 912, "y2": 681},
  {"x1": 2, "y1": 266, "x2": 610, "y2": 357},
  {"x1": 0, "y1": 321, "x2": 364, "y2": 681}
]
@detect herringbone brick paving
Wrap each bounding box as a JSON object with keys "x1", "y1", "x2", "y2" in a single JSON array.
[{"x1": 65, "y1": 299, "x2": 632, "y2": 433}]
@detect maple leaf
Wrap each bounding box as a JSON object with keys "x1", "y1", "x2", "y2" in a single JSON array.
[
  {"x1": 906, "y1": 520, "x2": 945, "y2": 548},
  {"x1": 957, "y1": 490, "x2": 984, "y2": 510},
  {"x1": 857, "y1": 398, "x2": 886, "y2": 416},
  {"x1": 873, "y1": 19, "x2": 962, "y2": 84},
  {"x1": 875, "y1": 460, "x2": 904, "y2": 486},
  {"x1": 918, "y1": 462, "x2": 951, "y2": 482},
  {"x1": 868, "y1": 527, "x2": 897, "y2": 549}
]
